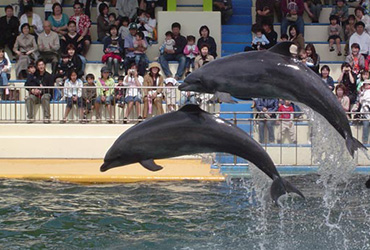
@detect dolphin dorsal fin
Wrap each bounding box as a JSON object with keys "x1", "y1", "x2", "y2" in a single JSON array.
[
  {"x1": 268, "y1": 41, "x2": 295, "y2": 57},
  {"x1": 179, "y1": 104, "x2": 203, "y2": 113}
]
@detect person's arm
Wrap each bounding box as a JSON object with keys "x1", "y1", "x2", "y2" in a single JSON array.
[
  {"x1": 268, "y1": 99, "x2": 279, "y2": 112},
  {"x1": 35, "y1": 14, "x2": 44, "y2": 34},
  {"x1": 129, "y1": 1, "x2": 138, "y2": 20},
  {"x1": 4, "y1": 53, "x2": 11, "y2": 72},
  {"x1": 183, "y1": 45, "x2": 190, "y2": 55},
  {"x1": 328, "y1": 76, "x2": 334, "y2": 90},
  {"x1": 303, "y1": 1, "x2": 314, "y2": 18},
  {"x1": 349, "y1": 71, "x2": 356, "y2": 84},
  {"x1": 255, "y1": 99, "x2": 264, "y2": 111},
  {"x1": 77, "y1": 80, "x2": 83, "y2": 97},
  {"x1": 51, "y1": 32, "x2": 60, "y2": 51},
  {"x1": 81, "y1": 15, "x2": 91, "y2": 37},
  {"x1": 194, "y1": 56, "x2": 201, "y2": 70},
  {"x1": 343, "y1": 96, "x2": 350, "y2": 112}
]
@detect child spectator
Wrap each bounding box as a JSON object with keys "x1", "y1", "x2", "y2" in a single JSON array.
[
  {"x1": 180, "y1": 72, "x2": 198, "y2": 106},
  {"x1": 345, "y1": 43, "x2": 365, "y2": 75},
  {"x1": 289, "y1": 24, "x2": 305, "y2": 51},
  {"x1": 344, "y1": 14, "x2": 356, "y2": 56},
  {"x1": 82, "y1": 73, "x2": 97, "y2": 121},
  {"x1": 328, "y1": 15, "x2": 343, "y2": 56},
  {"x1": 102, "y1": 25, "x2": 124, "y2": 78},
  {"x1": 136, "y1": 9, "x2": 156, "y2": 43},
  {"x1": 280, "y1": 33, "x2": 289, "y2": 42},
  {"x1": 133, "y1": 31, "x2": 148, "y2": 69},
  {"x1": 61, "y1": 70, "x2": 84, "y2": 123},
  {"x1": 355, "y1": 6, "x2": 370, "y2": 34},
  {"x1": 160, "y1": 31, "x2": 175, "y2": 54},
  {"x1": 320, "y1": 65, "x2": 335, "y2": 90},
  {"x1": 276, "y1": 100, "x2": 296, "y2": 144},
  {"x1": 330, "y1": 0, "x2": 349, "y2": 25},
  {"x1": 164, "y1": 77, "x2": 178, "y2": 112},
  {"x1": 338, "y1": 62, "x2": 357, "y2": 104},
  {"x1": 305, "y1": 43, "x2": 320, "y2": 73},
  {"x1": 335, "y1": 84, "x2": 351, "y2": 112},
  {"x1": 118, "y1": 16, "x2": 130, "y2": 40},
  {"x1": 95, "y1": 67, "x2": 115, "y2": 123},
  {"x1": 123, "y1": 64, "x2": 143, "y2": 123},
  {"x1": 357, "y1": 69, "x2": 370, "y2": 92},
  {"x1": 252, "y1": 28, "x2": 270, "y2": 50},
  {"x1": 298, "y1": 48, "x2": 315, "y2": 69},
  {"x1": 54, "y1": 53, "x2": 72, "y2": 101},
  {"x1": 183, "y1": 35, "x2": 199, "y2": 74},
  {"x1": 66, "y1": 43, "x2": 84, "y2": 79},
  {"x1": 115, "y1": 75, "x2": 126, "y2": 109},
  {"x1": 0, "y1": 48, "x2": 9, "y2": 100}
]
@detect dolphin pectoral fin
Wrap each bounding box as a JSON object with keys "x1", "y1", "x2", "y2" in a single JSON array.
[
  {"x1": 268, "y1": 41, "x2": 295, "y2": 57},
  {"x1": 270, "y1": 177, "x2": 305, "y2": 204},
  {"x1": 140, "y1": 159, "x2": 163, "y2": 172}
]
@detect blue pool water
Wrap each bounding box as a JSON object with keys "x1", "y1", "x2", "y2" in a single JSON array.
[{"x1": 0, "y1": 174, "x2": 369, "y2": 249}]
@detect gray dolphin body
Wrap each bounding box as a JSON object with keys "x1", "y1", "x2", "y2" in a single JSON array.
[
  {"x1": 179, "y1": 42, "x2": 366, "y2": 157},
  {"x1": 101, "y1": 105, "x2": 305, "y2": 202}
]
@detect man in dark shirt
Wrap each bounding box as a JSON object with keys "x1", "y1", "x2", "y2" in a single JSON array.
[
  {"x1": 255, "y1": 0, "x2": 275, "y2": 28},
  {"x1": 0, "y1": 5, "x2": 20, "y2": 54},
  {"x1": 25, "y1": 59, "x2": 55, "y2": 123},
  {"x1": 262, "y1": 22, "x2": 278, "y2": 49},
  {"x1": 213, "y1": 0, "x2": 233, "y2": 25},
  {"x1": 159, "y1": 22, "x2": 187, "y2": 80}
]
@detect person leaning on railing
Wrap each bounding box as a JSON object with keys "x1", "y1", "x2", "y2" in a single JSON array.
[
  {"x1": 82, "y1": 73, "x2": 97, "y2": 121},
  {"x1": 95, "y1": 67, "x2": 115, "y2": 123},
  {"x1": 142, "y1": 62, "x2": 164, "y2": 119},
  {"x1": 25, "y1": 59, "x2": 54, "y2": 124},
  {"x1": 255, "y1": 98, "x2": 279, "y2": 144}
]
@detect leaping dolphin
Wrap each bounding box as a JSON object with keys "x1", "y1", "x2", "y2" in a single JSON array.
[
  {"x1": 101, "y1": 105, "x2": 305, "y2": 203},
  {"x1": 179, "y1": 42, "x2": 366, "y2": 157}
]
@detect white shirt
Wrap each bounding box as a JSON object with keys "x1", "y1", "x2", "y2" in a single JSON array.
[
  {"x1": 349, "y1": 31, "x2": 370, "y2": 55},
  {"x1": 64, "y1": 79, "x2": 83, "y2": 98},
  {"x1": 19, "y1": 13, "x2": 44, "y2": 35},
  {"x1": 124, "y1": 75, "x2": 143, "y2": 97}
]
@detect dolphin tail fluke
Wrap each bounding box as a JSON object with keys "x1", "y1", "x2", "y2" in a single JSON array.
[
  {"x1": 140, "y1": 159, "x2": 163, "y2": 172},
  {"x1": 346, "y1": 136, "x2": 367, "y2": 158},
  {"x1": 270, "y1": 177, "x2": 305, "y2": 204},
  {"x1": 366, "y1": 177, "x2": 370, "y2": 188}
]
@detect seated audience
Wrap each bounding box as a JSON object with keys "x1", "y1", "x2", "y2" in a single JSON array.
[
  {"x1": 349, "y1": 21, "x2": 370, "y2": 58},
  {"x1": 251, "y1": 28, "x2": 270, "y2": 50},
  {"x1": 116, "y1": 0, "x2": 138, "y2": 22},
  {"x1": 335, "y1": 84, "x2": 351, "y2": 112},
  {"x1": 338, "y1": 62, "x2": 357, "y2": 104},
  {"x1": 164, "y1": 77, "x2": 178, "y2": 112},
  {"x1": 183, "y1": 35, "x2": 199, "y2": 74},
  {"x1": 97, "y1": 3, "x2": 110, "y2": 42},
  {"x1": 123, "y1": 63, "x2": 143, "y2": 123},
  {"x1": 305, "y1": 43, "x2": 320, "y2": 73},
  {"x1": 136, "y1": 9, "x2": 156, "y2": 43},
  {"x1": 256, "y1": 98, "x2": 278, "y2": 143},
  {"x1": 281, "y1": 0, "x2": 304, "y2": 37},
  {"x1": 0, "y1": 5, "x2": 20, "y2": 54},
  {"x1": 359, "y1": 79, "x2": 370, "y2": 143},
  {"x1": 133, "y1": 31, "x2": 149, "y2": 73},
  {"x1": 61, "y1": 21, "x2": 84, "y2": 55},
  {"x1": 276, "y1": 100, "x2": 296, "y2": 144},
  {"x1": 195, "y1": 44, "x2": 214, "y2": 70},
  {"x1": 159, "y1": 22, "x2": 187, "y2": 80},
  {"x1": 344, "y1": 14, "x2": 356, "y2": 56},
  {"x1": 44, "y1": 0, "x2": 62, "y2": 20},
  {"x1": 255, "y1": 0, "x2": 275, "y2": 28},
  {"x1": 54, "y1": 53, "x2": 72, "y2": 100},
  {"x1": 213, "y1": 0, "x2": 233, "y2": 25},
  {"x1": 25, "y1": 59, "x2": 54, "y2": 123},
  {"x1": 142, "y1": 62, "x2": 164, "y2": 119},
  {"x1": 115, "y1": 75, "x2": 126, "y2": 109},
  {"x1": 19, "y1": 6, "x2": 43, "y2": 38},
  {"x1": 14, "y1": 23, "x2": 38, "y2": 79},
  {"x1": 328, "y1": 15, "x2": 343, "y2": 56},
  {"x1": 355, "y1": 6, "x2": 370, "y2": 34},
  {"x1": 118, "y1": 16, "x2": 130, "y2": 40},
  {"x1": 124, "y1": 23, "x2": 145, "y2": 76},
  {"x1": 48, "y1": 3, "x2": 69, "y2": 37},
  {"x1": 289, "y1": 24, "x2": 305, "y2": 51},
  {"x1": 102, "y1": 25, "x2": 124, "y2": 77},
  {"x1": 197, "y1": 25, "x2": 217, "y2": 58},
  {"x1": 262, "y1": 22, "x2": 277, "y2": 49},
  {"x1": 95, "y1": 67, "x2": 115, "y2": 123},
  {"x1": 61, "y1": 70, "x2": 84, "y2": 123},
  {"x1": 345, "y1": 43, "x2": 365, "y2": 75},
  {"x1": 330, "y1": 0, "x2": 349, "y2": 25},
  {"x1": 82, "y1": 73, "x2": 97, "y2": 120},
  {"x1": 0, "y1": 48, "x2": 9, "y2": 100},
  {"x1": 357, "y1": 69, "x2": 370, "y2": 92},
  {"x1": 320, "y1": 65, "x2": 335, "y2": 90},
  {"x1": 69, "y1": 2, "x2": 91, "y2": 57},
  {"x1": 66, "y1": 44, "x2": 84, "y2": 79},
  {"x1": 38, "y1": 21, "x2": 60, "y2": 74}
]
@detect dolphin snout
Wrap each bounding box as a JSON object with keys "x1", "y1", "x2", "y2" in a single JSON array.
[
  {"x1": 100, "y1": 160, "x2": 123, "y2": 172},
  {"x1": 178, "y1": 82, "x2": 190, "y2": 91}
]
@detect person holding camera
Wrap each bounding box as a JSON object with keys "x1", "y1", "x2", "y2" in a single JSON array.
[
  {"x1": 338, "y1": 62, "x2": 357, "y2": 104},
  {"x1": 123, "y1": 63, "x2": 143, "y2": 123},
  {"x1": 95, "y1": 66, "x2": 115, "y2": 123}
]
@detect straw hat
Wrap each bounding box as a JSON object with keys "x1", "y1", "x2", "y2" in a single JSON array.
[{"x1": 148, "y1": 62, "x2": 161, "y2": 71}]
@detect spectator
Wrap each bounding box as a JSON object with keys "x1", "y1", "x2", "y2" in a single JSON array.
[
  {"x1": 25, "y1": 59, "x2": 54, "y2": 123},
  {"x1": 95, "y1": 66, "x2": 115, "y2": 123},
  {"x1": 116, "y1": 0, "x2": 138, "y2": 22},
  {"x1": 61, "y1": 70, "x2": 84, "y2": 123},
  {"x1": 305, "y1": 43, "x2": 320, "y2": 73},
  {"x1": 251, "y1": 28, "x2": 270, "y2": 50},
  {"x1": 304, "y1": 0, "x2": 322, "y2": 23},
  {"x1": 183, "y1": 35, "x2": 199, "y2": 74},
  {"x1": 298, "y1": 48, "x2": 314, "y2": 68},
  {"x1": 355, "y1": 7, "x2": 370, "y2": 34},
  {"x1": 14, "y1": 23, "x2": 38, "y2": 79},
  {"x1": 194, "y1": 44, "x2": 215, "y2": 70},
  {"x1": 66, "y1": 44, "x2": 84, "y2": 79},
  {"x1": 19, "y1": 5, "x2": 44, "y2": 38},
  {"x1": 335, "y1": 84, "x2": 351, "y2": 112},
  {"x1": 118, "y1": 16, "x2": 130, "y2": 40},
  {"x1": 142, "y1": 62, "x2": 164, "y2": 119},
  {"x1": 54, "y1": 53, "x2": 72, "y2": 100},
  {"x1": 359, "y1": 79, "x2": 370, "y2": 143},
  {"x1": 255, "y1": 0, "x2": 275, "y2": 28},
  {"x1": 255, "y1": 98, "x2": 278, "y2": 143},
  {"x1": 276, "y1": 100, "x2": 296, "y2": 144},
  {"x1": 164, "y1": 77, "x2": 178, "y2": 112},
  {"x1": 280, "y1": 33, "x2": 289, "y2": 42},
  {"x1": 108, "y1": 13, "x2": 120, "y2": 28},
  {"x1": 60, "y1": 21, "x2": 84, "y2": 55},
  {"x1": 102, "y1": 25, "x2": 124, "y2": 77},
  {"x1": 44, "y1": 0, "x2": 62, "y2": 20},
  {"x1": 97, "y1": 1, "x2": 110, "y2": 17},
  {"x1": 69, "y1": 2, "x2": 91, "y2": 57},
  {"x1": 328, "y1": 15, "x2": 343, "y2": 56},
  {"x1": 330, "y1": 0, "x2": 349, "y2": 25},
  {"x1": 136, "y1": 9, "x2": 156, "y2": 43},
  {"x1": 123, "y1": 63, "x2": 143, "y2": 123},
  {"x1": 159, "y1": 22, "x2": 187, "y2": 79},
  {"x1": 338, "y1": 62, "x2": 357, "y2": 104},
  {"x1": 213, "y1": 0, "x2": 233, "y2": 25},
  {"x1": 0, "y1": 48, "x2": 9, "y2": 100},
  {"x1": 357, "y1": 69, "x2": 370, "y2": 91},
  {"x1": 115, "y1": 75, "x2": 126, "y2": 109},
  {"x1": 38, "y1": 21, "x2": 60, "y2": 74},
  {"x1": 350, "y1": 22, "x2": 370, "y2": 58},
  {"x1": 159, "y1": 31, "x2": 175, "y2": 55},
  {"x1": 97, "y1": 3, "x2": 110, "y2": 42},
  {"x1": 281, "y1": 0, "x2": 304, "y2": 37},
  {"x1": 288, "y1": 24, "x2": 305, "y2": 51},
  {"x1": 133, "y1": 31, "x2": 149, "y2": 74},
  {"x1": 345, "y1": 43, "x2": 365, "y2": 75},
  {"x1": 262, "y1": 22, "x2": 278, "y2": 49},
  {"x1": 82, "y1": 73, "x2": 97, "y2": 121},
  {"x1": 124, "y1": 23, "x2": 145, "y2": 76},
  {"x1": 320, "y1": 65, "x2": 335, "y2": 90},
  {"x1": 197, "y1": 25, "x2": 217, "y2": 59},
  {"x1": 48, "y1": 3, "x2": 69, "y2": 37},
  {"x1": 344, "y1": 14, "x2": 356, "y2": 56},
  {"x1": 0, "y1": 5, "x2": 20, "y2": 54}
]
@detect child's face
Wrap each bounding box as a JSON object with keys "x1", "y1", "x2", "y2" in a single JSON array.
[
  {"x1": 70, "y1": 72, "x2": 77, "y2": 82},
  {"x1": 136, "y1": 35, "x2": 142, "y2": 41},
  {"x1": 363, "y1": 72, "x2": 369, "y2": 79},
  {"x1": 188, "y1": 39, "x2": 194, "y2": 45},
  {"x1": 28, "y1": 67, "x2": 36, "y2": 74},
  {"x1": 290, "y1": 28, "x2": 297, "y2": 37},
  {"x1": 337, "y1": 1, "x2": 343, "y2": 7},
  {"x1": 0, "y1": 51, "x2": 4, "y2": 58},
  {"x1": 284, "y1": 100, "x2": 291, "y2": 106},
  {"x1": 118, "y1": 80, "x2": 123, "y2": 85},
  {"x1": 299, "y1": 51, "x2": 307, "y2": 60},
  {"x1": 322, "y1": 68, "x2": 329, "y2": 77},
  {"x1": 122, "y1": 21, "x2": 129, "y2": 27},
  {"x1": 337, "y1": 88, "x2": 344, "y2": 97},
  {"x1": 256, "y1": 32, "x2": 262, "y2": 38},
  {"x1": 281, "y1": 37, "x2": 288, "y2": 42},
  {"x1": 166, "y1": 35, "x2": 172, "y2": 41},
  {"x1": 109, "y1": 16, "x2": 115, "y2": 22},
  {"x1": 62, "y1": 57, "x2": 69, "y2": 63},
  {"x1": 352, "y1": 47, "x2": 359, "y2": 55},
  {"x1": 87, "y1": 78, "x2": 94, "y2": 85},
  {"x1": 330, "y1": 19, "x2": 337, "y2": 25},
  {"x1": 306, "y1": 48, "x2": 312, "y2": 56},
  {"x1": 67, "y1": 49, "x2": 75, "y2": 57},
  {"x1": 349, "y1": 18, "x2": 355, "y2": 24}
]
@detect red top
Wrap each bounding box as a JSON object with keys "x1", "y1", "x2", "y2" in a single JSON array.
[{"x1": 278, "y1": 105, "x2": 294, "y2": 119}]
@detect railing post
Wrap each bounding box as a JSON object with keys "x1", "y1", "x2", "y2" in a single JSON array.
[{"x1": 167, "y1": 0, "x2": 177, "y2": 11}]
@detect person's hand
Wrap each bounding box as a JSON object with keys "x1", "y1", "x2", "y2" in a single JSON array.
[
  {"x1": 262, "y1": 107, "x2": 268, "y2": 112},
  {"x1": 152, "y1": 92, "x2": 157, "y2": 99},
  {"x1": 86, "y1": 100, "x2": 90, "y2": 103},
  {"x1": 289, "y1": 121, "x2": 293, "y2": 128},
  {"x1": 26, "y1": 51, "x2": 32, "y2": 55},
  {"x1": 164, "y1": 48, "x2": 175, "y2": 54},
  {"x1": 2, "y1": 67, "x2": 8, "y2": 73},
  {"x1": 16, "y1": 51, "x2": 21, "y2": 56}
]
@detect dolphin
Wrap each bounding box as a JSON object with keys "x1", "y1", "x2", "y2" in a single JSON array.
[
  {"x1": 179, "y1": 42, "x2": 366, "y2": 157},
  {"x1": 101, "y1": 104, "x2": 305, "y2": 202}
]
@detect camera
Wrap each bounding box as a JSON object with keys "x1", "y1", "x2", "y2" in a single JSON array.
[{"x1": 128, "y1": 69, "x2": 135, "y2": 76}]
